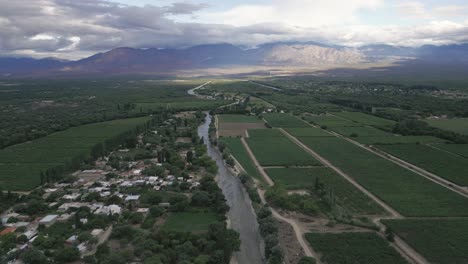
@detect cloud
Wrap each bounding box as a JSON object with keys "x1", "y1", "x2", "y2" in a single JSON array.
[{"x1": 0, "y1": 0, "x2": 468, "y2": 59}]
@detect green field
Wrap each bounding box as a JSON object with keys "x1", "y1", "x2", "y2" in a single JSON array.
[
  {"x1": 330, "y1": 125, "x2": 392, "y2": 137},
  {"x1": 219, "y1": 137, "x2": 262, "y2": 180},
  {"x1": 161, "y1": 212, "x2": 219, "y2": 232},
  {"x1": 378, "y1": 144, "x2": 468, "y2": 186},
  {"x1": 433, "y1": 144, "x2": 468, "y2": 158},
  {"x1": 383, "y1": 219, "x2": 468, "y2": 264},
  {"x1": 136, "y1": 100, "x2": 226, "y2": 112},
  {"x1": 304, "y1": 114, "x2": 357, "y2": 127},
  {"x1": 0, "y1": 117, "x2": 151, "y2": 191},
  {"x1": 266, "y1": 168, "x2": 384, "y2": 215},
  {"x1": 218, "y1": 114, "x2": 263, "y2": 123},
  {"x1": 356, "y1": 136, "x2": 447, "y2": 145},
  {"x1": 286, "y1": 127, "x2": 333, "y2": 137},
  {"x1": 247, "y1": 129, "x2": 321, "y2": 166},
  {"x1": 263, "y1": 113, "x2": 309, "y2": 128},
  {"x1": 425, "y1": 118, "x2": 468, "y2": 135},
  {"x1": 306, "y1": 232, "x2": 408, "y2": 264},
  {"x1": 332, "y1": 111, "x2": 396, "y2": 130},
  {"x1": 297, "y1": 137, "x2": 468, "y2": 216}
]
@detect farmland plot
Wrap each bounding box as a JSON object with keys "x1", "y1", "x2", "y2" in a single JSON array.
[
  {"x1": 425, "y1": 118, "x2": 468, "y2": 135},
  {"x1": 306, "y1": 232, "x2": 409, "y2": 264},
  {"x1": 383, "y1": 219, "x2": 468, "y2": 264},
  {"x1": 286, "y1": 127, "x2": 333, "y2": 137},
  {"x1": 247, "y1": 129, "x2": 321, "y2": 166},
  {"x1": 218, "y1": 114, "x2": 266, "y2": 137},
  {"x1": 378, "y1": 144, "x2": 468, "y2": 186},
  {"x1": 265, "y1": 168, "x2": 384, "y2": 215},
  {"x1": 219, "y1": 137, "x2": 263, "y2": 180},
  {"x1": 0, "y1": 117, "x2": 151, "y2": 191},
  {"x1": 332, "y1": 111, "x2": 396, "y2": 130},
  {"x1": 433, "y1": 143, "x2": 468, "y2": 158},
  {"x1": 297, "y1": 137, "x2": 468, "y2": 216},
  {"x1": 330, "y1": 125, "x2": 392, "y2": 137},
  {"x1": 263, "y1": 113, "x2": 309, "y2": 128},
  {"x1": 304, "y1": 114, "x2": 356, "y2": 127},
  {"x1": 355, "y1": 136, "x2": 447, "y2": 145}
]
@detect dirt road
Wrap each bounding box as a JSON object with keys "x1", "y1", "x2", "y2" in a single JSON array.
[
  {"x1": 241, "y1": 137, "x2": 321, "y2": 261},
  {"x1": 279, "y1": 128, "x2": 402, "y2": 218}
]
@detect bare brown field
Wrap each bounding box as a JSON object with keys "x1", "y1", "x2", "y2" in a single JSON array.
[{"x1": 219, "y1": 122, "x2": 266, "y2": 137}]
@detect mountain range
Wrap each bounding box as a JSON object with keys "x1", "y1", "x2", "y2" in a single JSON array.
[{"x1": 1, "y1": 42, "x2": 468, "y2": 77}]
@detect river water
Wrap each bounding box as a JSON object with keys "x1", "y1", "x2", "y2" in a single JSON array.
[{"x1": 198, "y1": 113, "x2": 264, "y2": 264}]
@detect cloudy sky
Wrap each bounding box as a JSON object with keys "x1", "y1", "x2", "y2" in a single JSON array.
[{"x1": 1, "y1": 0, "x2": 468, "y2": 59}]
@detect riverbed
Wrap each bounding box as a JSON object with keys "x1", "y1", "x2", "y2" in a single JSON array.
[{"x1": 198, "y1": 113, "x2": 264, "y2": 264}]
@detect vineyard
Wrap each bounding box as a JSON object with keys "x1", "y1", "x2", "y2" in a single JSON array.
[
  {"x1": 306, "y1": 232, "x2": 408, "y2": 264},
  {"x1": 263, "y1": 113, "x2": 310, "y2": 128}
]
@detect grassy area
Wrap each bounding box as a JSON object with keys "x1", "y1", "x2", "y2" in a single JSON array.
[
  {"x1": 297, "y1": 136, "x2": 468, "y2": 216},
  {"x1": 306, "y1": 232, "x2": 409, "y2": 264},
  {"x1": 0, "y1": 117, "x2": 151, "y2": 191},
  {"x1": 425, "y1": 118, "x2": 468, "y2": 136},
  {"x1": 433, "y1": 143, "x2": 468, "y2": 158},
  {"x1": 286, "y1": 127, "x2": 333, "y2": 137},
  {"x1": 161, "y1": 212, "x2": 219, "y2": 232},
  {"x1": 266, "y1": 168, "x2": 384, "y2": 215},
  {"x1": 383, "y1": 219, "x2": 468, "y2": 264},
  {"x1": 218, "y1": 114, "x2": 263, "y2": 123},
  {"x1": 219, "y1": 137, "x2": 263, "y2": 180},
  {"x1": 247, "y1": 129, "x2": 321, "y2": 166},
  {"x1": 332, "y1": 111, "x2": 396, "y2": 130},
  {"x1": 378, "y1": 144, "x2": 468, "y2": 186},
  {"x1": 263, "y1": 113, "x2": 309, "y2": 128},
  {"x1": 355, "y1": 136, "x2": 447, "y2": 145}
]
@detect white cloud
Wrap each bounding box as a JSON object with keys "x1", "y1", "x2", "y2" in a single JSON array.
[
  {"x1": 1, "y1": 0, "x2": 468, "y2": 59},
  {"x1": 202, "y1": 0, "x2": 384, "y2": 27}
]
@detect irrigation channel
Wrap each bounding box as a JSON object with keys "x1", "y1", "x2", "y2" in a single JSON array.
[{"x1": 198, "y1": 112, "x2": 265, "y2": 264}]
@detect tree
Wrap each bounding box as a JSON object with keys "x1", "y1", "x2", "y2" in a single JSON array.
[
  {"x1": 21, "y1": 248, "x2": 48, "y2": 264},
  {"x1": 54, "y1": 247, "x2": 80, "y2": 263},
  {"x1": 186, "y1": 150, "x2": 193, "y2": 163}
]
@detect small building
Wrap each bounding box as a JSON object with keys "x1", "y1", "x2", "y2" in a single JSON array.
[
  {"x1": 23, "y1": 230, "x2": 38, "y2": 240},
  {"x1": 136, "y1": 208, "x2": 149, "y2": 214},
  {"x1": 39, "y1": 215, "x2": 59, "y2": 227}
]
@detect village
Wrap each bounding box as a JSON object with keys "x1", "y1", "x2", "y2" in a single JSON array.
[{"x1": 0, "y1": 111, "x2": 230, "y2": 263}]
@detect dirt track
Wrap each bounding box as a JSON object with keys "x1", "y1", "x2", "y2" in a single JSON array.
[{"x1": 240, "y1": 137, "x2": 321, "y2": 262}]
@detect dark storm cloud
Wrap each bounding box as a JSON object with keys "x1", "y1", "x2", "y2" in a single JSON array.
[{"x1": 1, "y1": 0, "x2": 467, "y2": 59}]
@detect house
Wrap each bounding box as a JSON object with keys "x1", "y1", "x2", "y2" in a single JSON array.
[
  {"x1": 107, "y1": 204, "x2": 122, "y2": 215},
  {"x1": 0, "y1": 226, "x2": 16, "y2": 236},
  {"x1": 58, "y1": 202, "x2": 88, "y2": 212},
  {"x1": 23, "y1": 230, "x2": 38, "y2": 240},
  {"x1": 66, "y1": 235, "x2": 78, "y2": 244},
  {"x1": 136, "y1": 208, "x2": 149, "y2": 214},
  {"x1": 78, "y1": 243, "x2": 87, "y2": 253},
  {"x1": 39, "y1": 215, "x2": 58, "y2": 227},
  {"x1": 91, "y1": 229, "x2": 103, "y2": 236},
  {"x1": 125, "y1": 195, "x2": 140, "y2": 202},
  {"x1": 132, "y1": 169, "x2": 142, "y2": 176},
  {"x1": 80, "y1": 218, "x2": 88, "y2": 225},
  {"x1": 57, "y1": 214, "x2": 73, "y2": 222},
  {"x1": 62, "y1": 193, "x2": 81, "y2": 201}
]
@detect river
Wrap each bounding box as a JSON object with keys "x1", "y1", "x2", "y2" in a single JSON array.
[{"x1": 198, "y1": 113, "x2": 264, "y2": 264}]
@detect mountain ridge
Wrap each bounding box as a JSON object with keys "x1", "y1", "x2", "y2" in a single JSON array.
[{"x1": 1, "y1": 42, "x2": 468, "y2": 77}]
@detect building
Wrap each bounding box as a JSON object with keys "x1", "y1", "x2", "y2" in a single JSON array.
[
  {"x1": 125, "y1": 195, "x2": 140, "y2": 202},
  {"x1": 0, "y1": 226, "x2": 16, "y2": 236},
  {"x1": 39, "y1": 215, "x2": 59, "y2": 227}
]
